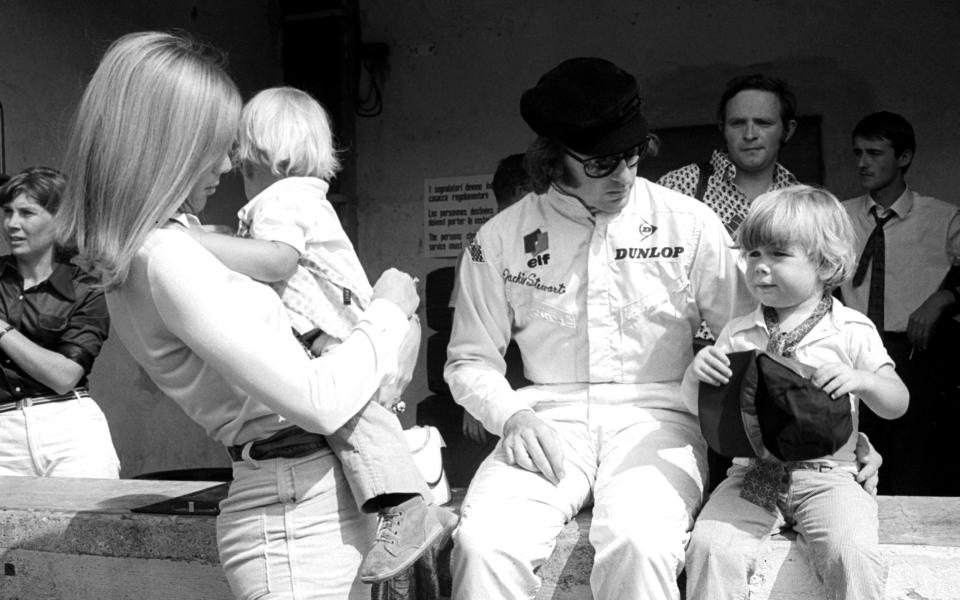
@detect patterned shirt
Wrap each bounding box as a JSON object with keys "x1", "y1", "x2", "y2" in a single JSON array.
[
  {"x1": 657, "y1": 149, "x2": 798, "y2": 235},
  {"x1": 237, "y1": 177, "x2": 372, "y2": 340}
]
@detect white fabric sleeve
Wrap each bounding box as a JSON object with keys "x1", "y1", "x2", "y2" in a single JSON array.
[
  {"x1": 148, "y1": 238, "x2": 408, "y2": 434},
  {"x1": 246, "y1": 191, "x2": 355, "y2": 255},
  {"x1": 443, "y1": 240, "x2": 529, "y2": 436},
  {"x1": 844, "y1": 319, "x2": 895, "y2": 375},
  {"x1": 689, "y1": 210, "x2": 753, "y2": 335},
  {"x1": 244, "y1": 191, "x2": 318, "y2": 254}
]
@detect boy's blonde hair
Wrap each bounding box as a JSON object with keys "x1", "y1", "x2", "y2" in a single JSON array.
[
  {"x1": 56, "y1": 31, "x2": 241, "y2": 289},
  {"x1": 237, "y1": 87, "x2": 341, "y2": 180},
  {"x1": 737, "y1": 185, "x2": 857, "y2": 289}
]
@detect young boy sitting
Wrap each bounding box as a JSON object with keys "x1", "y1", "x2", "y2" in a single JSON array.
[{"x1": 683, "y1": 185, "x2": 908, "y2": 599}]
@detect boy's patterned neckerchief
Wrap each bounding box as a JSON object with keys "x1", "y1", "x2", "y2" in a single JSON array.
[
  {"x1": 762, "y1": 293, "x2": 833, "y2": 358},
  {"x1": 740, "y1": 292, "x2": 834, "y2": 511}
]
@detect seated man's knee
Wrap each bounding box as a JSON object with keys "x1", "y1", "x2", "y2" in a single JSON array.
[
  {"x1": 452, "y1": 517, "x2": 494, "y2": 560},
  {"x1": 453, "y1": 513, "x2": 528, "y2": 567},
  {"x1": 597, "y1": 519, "x2": 685, "y2": 568},
  {"x1": 454, "y1": 502, "x2": 568, "y2": 575},
  {"x1": 452, "y1": 515, "x2": 543, "y2": 596}
]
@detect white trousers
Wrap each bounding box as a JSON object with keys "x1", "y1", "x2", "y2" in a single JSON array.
[
  {"x1": 0, "y1": 395, "x2": 119, "y2": 478},
  {"x1": 686, "y1": 464, "x2": 885, "y2": 600},
  {"x1": 218, "y1": 448, "x2": 376, "y2": 600},
  {"x1": 451, "y1": 401, "x2": 707, "y2": 600}
]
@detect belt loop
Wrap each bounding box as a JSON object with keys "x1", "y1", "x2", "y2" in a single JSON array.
[
  {"x1": 240, "y1": 441, "x2": 260, "y2": 469},
  {"x1": 20, "y1": 397, "x2": 34, "y2": 409},
  {"x1": 73, "y1": 389, "x2": 83, "y2": 404}
]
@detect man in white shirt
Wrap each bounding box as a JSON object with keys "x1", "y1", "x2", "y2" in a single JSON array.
[
  {"x1": 444, "y1": 57, "x2": 751, "y2": 600},
  {"x1": 839, "y1": 111, "x2": 960, "y2": 495}
]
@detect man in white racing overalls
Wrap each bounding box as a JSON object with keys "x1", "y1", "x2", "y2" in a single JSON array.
[{"x1": 444, "y1": 57, "x2": 752, "y2": 599}]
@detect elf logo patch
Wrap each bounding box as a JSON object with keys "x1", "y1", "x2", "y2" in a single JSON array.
[
  {"x1": 524, "y1": 228, "x2": 549, "y2": 255},
  {"x1": 524, "y1": 228, "x2": 550, "y2": 268},
  {"x1": 638, "y1": 218, "x2": 657, "y2": 241}
]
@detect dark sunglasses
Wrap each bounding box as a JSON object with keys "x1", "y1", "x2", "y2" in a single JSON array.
[{"x1": 565, "y1": 139, "x2": 650, "y2": 178}]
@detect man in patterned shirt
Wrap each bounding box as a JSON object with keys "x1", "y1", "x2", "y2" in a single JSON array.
[{"x1": 658, "y1": 74, "x2": 799, "y2": 235}]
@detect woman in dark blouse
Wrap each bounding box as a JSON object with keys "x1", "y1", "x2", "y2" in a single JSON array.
[{"x1": 0, "y1": 167, "x2": 116, "y2": 477}]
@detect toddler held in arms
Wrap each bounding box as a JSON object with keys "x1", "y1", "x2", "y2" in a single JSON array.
[{"x1": 190, "y1": 87, "x2": 456, "y2": 583}]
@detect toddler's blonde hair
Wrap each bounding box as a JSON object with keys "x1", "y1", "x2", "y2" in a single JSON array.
[
  {"x1": 237, "y1": 86, "x2": 340, "y2": 180},
  {"x1": 737, "y1": 185, "x2": 857, "y2": 290}
]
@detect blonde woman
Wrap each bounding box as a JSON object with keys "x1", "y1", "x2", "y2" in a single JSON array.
[
  {"x1": 56, "y1": 31, "x2": 418, "y2": 599},
  {"x1": 189, "y1": 86, "x2": 456, "y2": 584}
]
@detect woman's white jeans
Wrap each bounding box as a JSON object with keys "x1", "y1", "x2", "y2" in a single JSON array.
[
  {"x1": 218, "y1": 448, "x2": 376, "y2": 600},
  {"x1": 0, "y1": 395, "x2": 120, "y2": 478}
]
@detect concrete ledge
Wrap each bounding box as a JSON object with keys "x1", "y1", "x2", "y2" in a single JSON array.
[
  {"x1": 535, "y1": 495, "x2": 960, "y2": 600},
  {"x1": 0, "y1": 476, "x2": 231, "y2": 600},
  {"x1": 3, "y1": 477, "x2": 958, "y2": 600}
]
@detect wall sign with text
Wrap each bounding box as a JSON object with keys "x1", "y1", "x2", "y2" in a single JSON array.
[{"x1": 423, "y1": 174, "x2": 497, "y2": 258}]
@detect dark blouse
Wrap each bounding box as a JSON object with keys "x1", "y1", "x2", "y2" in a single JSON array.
[{"x1": 0, "y1": 255, "x2": 109, "y2": 401}]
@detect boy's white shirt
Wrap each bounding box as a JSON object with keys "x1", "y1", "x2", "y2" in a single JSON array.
[
  {"x1": 237, "y1": 177, "x2": 373, "y2": 340},
  {"x1": 681, "y1": 297, "x2": 895, "y2": 464},
  {"x1": 235, "y1": 177, "x2": 409, "y2": 399}
]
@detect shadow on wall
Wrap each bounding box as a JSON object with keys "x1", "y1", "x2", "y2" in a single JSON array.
[{"x1": 90, "y1": 337, "x2": 230, "y2": 479}]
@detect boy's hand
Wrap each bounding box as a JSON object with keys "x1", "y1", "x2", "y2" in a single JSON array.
[
  {"x1": 691, "y1": 345, "x2": 732, "y2": 386},
  {"x1": 812, "y1": 363, "x2": 864, "y2": 400}
]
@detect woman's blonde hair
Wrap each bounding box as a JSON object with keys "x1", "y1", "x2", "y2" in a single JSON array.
[
  {"x1": 236, "y1": 86, "x2": 340, "y2": 180},
  {"x1": 56, "y1": 31, "x2": 241, "y2": 289},
  {"x1": 737, "y1": 185, "x2": 857, "y2": 290}
]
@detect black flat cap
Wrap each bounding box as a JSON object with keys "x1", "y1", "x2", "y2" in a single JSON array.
[{"x1": 520, "y1": 57, "x2": 649, "y2": 157}]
